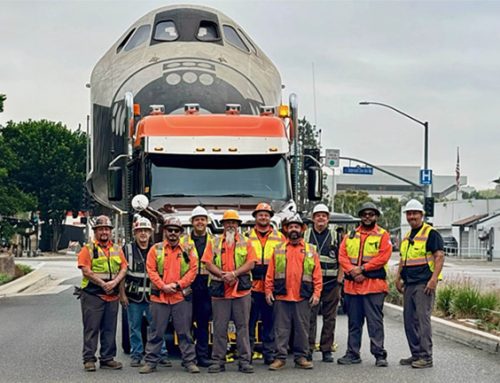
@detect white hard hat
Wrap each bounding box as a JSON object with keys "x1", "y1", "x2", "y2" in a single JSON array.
[
  {"x1": 403, "y1": 199, "x2": 425, "y2": 213},
  {"x1": 312, "y1": 203, "x2": 330, "y2": 216},
  {"x1": 133, "y1": 217, "x2": 153, "y2": 231},
  {"x1": 191, "y1": 206, "x2": 209, "y2": 221}
]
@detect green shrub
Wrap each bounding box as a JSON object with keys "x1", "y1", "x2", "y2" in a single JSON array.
[
  {"x1": 436, "y1": 284, "x2": 456, "y2": 316},
  {"x1": 0, "y1": 273, "x2": 14, "y2": 286},
  {"x1": 16, "y1": 263, "x2": 33, "y2": 275},
  {"x1": 477, "y1": 292, "x2": 500, "y2": 320},
  {"x1": 385, "y1": 269, "x2": 403, "y2": 306},
  {"x1": 450, "y1": 284, "x2": 481, "y2": 318}
]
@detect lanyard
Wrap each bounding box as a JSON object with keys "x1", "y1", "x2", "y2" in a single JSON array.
[{"x1": 311, "y1": 229, "x2": 331, "y2": 255}]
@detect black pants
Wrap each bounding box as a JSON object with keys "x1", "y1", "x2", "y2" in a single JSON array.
[
  {"x1": 309, "y1": 282, "x2": 341, "y2": 352},
  {"x1": 345, "y1": 293, "x2": 387, "y2": 359},
  {"x1": 192, "y1": 287, "x2": 212, "y2": 361},
  {"x1": 249, "y1": 291, "x2": 275, "y2": 360}
]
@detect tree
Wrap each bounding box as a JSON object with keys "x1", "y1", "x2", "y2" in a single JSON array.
[
  {"x1": 334, "y1": 190, "x2": 373, "y2": 217},
  {"x1": 0, "y1": 94, "x2": 5, "y2": 113},
  {"x1": 378, "y1": 197, "x2": 402, "y2": 230},
  {"x1": 2, "y1": 120, "x2": 86, "y2": 251}
]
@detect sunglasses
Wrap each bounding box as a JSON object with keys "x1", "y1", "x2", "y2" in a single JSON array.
[
  {"x1": 165, "y1": 227, "x2": 181, "y2": 234},
  {"x1": 361, "y1": 211, "x2": 376, "y2": 217}
]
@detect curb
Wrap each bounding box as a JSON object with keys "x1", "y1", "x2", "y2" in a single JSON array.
[
  {"x1": 0, "y1": 262, "x2": 50, "y2": 297},
  {"x1": 384, "y1": 302, "x2": 500, "y2": 356}
]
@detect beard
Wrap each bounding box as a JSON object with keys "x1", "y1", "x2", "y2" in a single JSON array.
[
  {"x1": 225, "y1": 228, "x2": 236, "y2": 246},
  {"x1": 288, "y1": 231, "x2": 300, "y2": 240}
]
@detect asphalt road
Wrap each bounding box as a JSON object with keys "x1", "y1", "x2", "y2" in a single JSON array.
[{"x1": 0, "y1": 275, "x2": 498, "y2": 383}]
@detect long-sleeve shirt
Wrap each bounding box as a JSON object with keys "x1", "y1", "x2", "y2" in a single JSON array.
[
  {"x1": 265, "y1": 239, "x2": 323, "y2": 302},
  {"x1": 146, "y1": 241, "x2": 197, "y2": 305},
  {"x1": 338, "y1": 225, "x2": 392, "y2": 295}
]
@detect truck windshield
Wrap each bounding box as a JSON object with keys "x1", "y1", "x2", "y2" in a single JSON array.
[{"x1": 150, "y1": 154, "x2": 289, "y2": 200}]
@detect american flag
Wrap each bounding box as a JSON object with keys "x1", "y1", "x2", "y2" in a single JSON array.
[{"x1": 455, "y1": 146, "x2": 460, "y2": 190}]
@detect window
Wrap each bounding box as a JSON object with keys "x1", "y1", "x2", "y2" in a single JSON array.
[
  {"x1": 238, "y1": 29, "x2": 256, "y2": 54},
  {"x1": 124, "y1": 25, "x2": 151, "y2": 52},
  {"x1": 154, "y1": 21, "x2": 178, "y2": 41},
  {"x1": 197, "y1": 20, "x2": 220, "y2": 42},
  {"x1": 223, "y1": 25, "x2": 249, "y2": 52},
  {"x1": 116, "y1": 28, "x2": 135, "y2": 53}
]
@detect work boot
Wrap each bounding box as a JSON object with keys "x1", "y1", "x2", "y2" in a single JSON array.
[
  {"x1": 208, "y1": 363, "x2": 225, "y2": 373},
  {"x1": 197, "y1": 358, "x2": 212, "y2": 367},
  {"x1": 239, "y1": 364, "x2": 254, "y2": 374},
  {"x1": 269, "y1": 359, "x2": 286, "y2": 371},
  {"x1": 99, "y1": 360, "x2": 123, "y2": 370},
  {"x1": 375, "y1": 357, "x2": 388, "y2": 367},
  {"x1": 159, "y1": 358, "x2": 172, "y2": 367},
  {"x1": 411, "y1": 358, "x2": 433, "y2": 369},
  {"x1": 322, "y1": 351, "x2": 334, "y2": 363},
  {"x1": 84, "y1": 361, "x2": 96, "y2": 372},
  {"x1": 399, "y1": 356, "x2": 418, "y2": 366},
  {"x1": 139, "y1": 363, "x2": 157, "y2": 374},
  {"x1": 294, "y1": 357, "x2": 314, "y2": 369},
  {"x1": 337, "y1": 354, "x2": 362, "y2": 365},
  {"x1": 130, "y1": 359, "x2": 144, "y2": 367},
  {"x1": 185, "y1": 363, "x2": 200, "y2": 374}
]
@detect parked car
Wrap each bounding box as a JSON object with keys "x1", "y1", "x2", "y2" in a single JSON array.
[{"x1": 442, "y1": 236, "x2": 458, "y2": 256}]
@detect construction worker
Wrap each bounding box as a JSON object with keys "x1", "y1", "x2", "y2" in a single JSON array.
[
  {"x1": 265, "y1": 214, "x2": 323, "y2": 371},
  {"x1": 396, "y1": 199, "x2": 444, "y2": 369},
  {"x1": 120, "y1": 217, "x2": 170, "y2": 368},
  {"x1": 201, "y1": 209, "x2": 257, "y2": 374},
  {"x1": 182, "y1": 206, "x2": 214, "y2": 367},
  {"x1": 77, "y1": 215, "x2": 128, "y2": 372},
  {"x1": 305, "y1": 203, "x2": 343, "y2": 363},
  {"x1": 337, "y1": 202, "x2": 392, "y2": 367},
  {"x1": 139, "y1": 217, "x2": 199, "y2": 374},
  {"x1": 248, "y1": 202, "x2": 285, "y2": 365}
]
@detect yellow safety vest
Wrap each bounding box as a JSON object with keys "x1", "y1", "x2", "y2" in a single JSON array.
[
  {"x1": 345, "y1": 227, "x2": 388, "y2": 279},
  {"x1": 180, "y1": 233, "x2": 213, "y2": 275},
  {"x1": 400, "y1": 223, "x2": 443, "y2": 280},
  {"x1": 209, "y1": 235, "x2": 250, "y2": 282},
  {"x1": 81, "y1": 242, "x2": 122, "y2": 294},
  {"x1": 248, "y1": 228, "x2": 284, "y2": 280},
  {"x1": 273, "y1": 241, "x2": 316, "y2": 298}
]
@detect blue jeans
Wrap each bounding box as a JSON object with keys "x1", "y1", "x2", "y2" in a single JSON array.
[{"x1": 127, "y1": 301, "x2": 168, "y2": 361}]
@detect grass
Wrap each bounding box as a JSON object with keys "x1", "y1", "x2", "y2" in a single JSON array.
[
  {"x1": 0, "y1": 273, "x2": 14, "y2": 286},
  {"x1": 16, "y1": 263, "x2": 33, "y2": 276},
  {"x1": 0, "y1": 264, "x2": 33, "y2": 286}
]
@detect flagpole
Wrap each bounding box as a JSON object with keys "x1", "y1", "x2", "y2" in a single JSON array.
[{"x1": 456, "y1": 146, "x2": 460, "y2": 200}]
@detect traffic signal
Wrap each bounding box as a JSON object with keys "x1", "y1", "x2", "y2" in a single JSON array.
[
  {"x1": 303, "y1": 148, "x2": 320, "y2": 170},
  {"x1": 424, "y1": 197, "x2": 434, "y2": 217}
]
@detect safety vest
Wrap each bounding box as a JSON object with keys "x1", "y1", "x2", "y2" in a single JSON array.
[
  {"x1": 81, "y1": 242, "x2": 122, "y2": 295},
  {"x1": 209, "y1": 235, "x2": 250, "y2": 283},
  {"x1": 150, "y1": 242, "x2": 191, "y2": 296},
  {"x1": 248, "y1": 228, "x2": 284, "y2": 280},
  {"x1": 304, "y1": 228, "x2": 338, "y2": 278},
  {"x1": 180, "y1": 233, "x2": 213, "y2": 276},
  {"x1": 124, "y1": 243, "x2": 151, "y2": 303},
  {"x1": 273, "y1": 241, "x2": 317, "y2": 299},
  {"x1": 344, "y1": 226, "x2": 388, "y2": 280},
  {"x1": 400, "y1": 223, "x2": 443, "y2": 280}
]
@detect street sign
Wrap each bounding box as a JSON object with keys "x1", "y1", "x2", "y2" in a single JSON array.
[
  {"x1": 325, "y1": 149, "x2": 340, "y2": 168},
  {"x1": 343, "y1": 166, "x2": 373, "y2": 175},
  {"x1": 420, "y1": 169, "x2": 433, "y2": 185}
]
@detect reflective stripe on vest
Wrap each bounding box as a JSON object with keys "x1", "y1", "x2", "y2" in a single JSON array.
[
  {"x1": 345, "y1": 229, "x2": 385, "y2": 265},
  {"x1": 273, "y1": 242, "x2": 316, "y2": 284},
  {"x1": 248, "y1": 228, "x2": 284, "y2": 265},
  {"x1": 180, "y1": 234, "x2": 212, "y2": 275},
  {"x1": 156, "y1": 243, "x2": 190, "y2": 278},
  {"x1": 400, "y1": 223, "x2": 443, "y2": 280},
  {"x1": 209, "y1": 235, "x2": 250, "y2": 282},
  {"x1": 304, "y1": 228, "x2": 338, "y2": 278},
  {"x1": 81, "y1": 242, "x2": 122, "y2": 289}
]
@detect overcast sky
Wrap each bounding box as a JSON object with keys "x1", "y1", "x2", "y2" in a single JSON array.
[{"x1": 1, "y1": 0, "x2": 499, "y2": 189}]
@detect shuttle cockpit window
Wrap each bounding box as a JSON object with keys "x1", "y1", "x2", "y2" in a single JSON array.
[
  {"x1": 223, "y1": 25, "x2": 249, "y2": 52},
  {"x1": 116, "y1": 28, "x2": 135, "y2": 54},
  {"x1": 238, "y1": 29, "x2": 257, "y2": 54},
  {"x1": 124, "y1": 25, "x2": 151, "y2": 52},
  {"x1": 154, "y1": 21, "x2": 179, "y2": 41},
  {"x1": 196, "y1": 20, "x2": 220, "y2": 42}
]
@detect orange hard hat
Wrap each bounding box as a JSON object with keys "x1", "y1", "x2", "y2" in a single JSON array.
[
  {"x1": 221, "y1": 209, "x2": 242, "y2": 223},
  {"x1": 252, "y1": 202, "x2": 274, "y2": 218}
]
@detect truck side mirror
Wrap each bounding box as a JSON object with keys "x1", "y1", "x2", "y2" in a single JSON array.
[
  {"x1": 108, "y1": 166, "x2": 123, "y2": 201},
  {"x1": 307, "y1": 167, "x2": 323, "y2": 201}
]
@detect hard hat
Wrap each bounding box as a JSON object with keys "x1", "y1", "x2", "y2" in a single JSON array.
[
  {"x1": 283, "y1": 214, "x2": 304, "y2": 228},
  {"x1": 163, "y1": 216, "x2": 184, "y2": 232},
  {"x1": 312, "y1": 203, "x2": 330, "y2": 216},
  {"x1": 357, "y1": 202, "x2": 381, "y2": 217},
  {"x1": 191, "y1": 206, "x2": 209, "y2": 221},
  {"x1": 133, "y1": 217, "x2": 152, "y2": 231},
  {"x1": 252, "y1": 202, "x2": 274, "y2": 217},
  {"x1": 220, "y1": 209, "x2": 242, "y2": 223},
  {"x1": 93, "y1": 215, "x2": 113, "y2": 229},
  {"x1": 402, "y1": 199, "x2": 425, "y2": 213}
]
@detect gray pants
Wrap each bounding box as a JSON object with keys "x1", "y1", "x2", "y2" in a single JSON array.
[
  {"x1": 211, "y1": 295, "x2": 252, "y2": 366},
  {"x1": 345, "y1": 293, "x2": 387, "y2": 359},
  {"x1": 144, "y1": 300, "x2": 196, "y2": 366},
  {"x1": 309, "y1": 282, "x2": 341, "y2": 352},
  {"x1": 80, "y1": 291, "x2": 119, "y2": 363},
  {"x1": 403, "y1": 283, "x2": 435, "y2": 360},
  {"x1": 274, "y1": 300, "x2": 311, "y2": 361}
]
